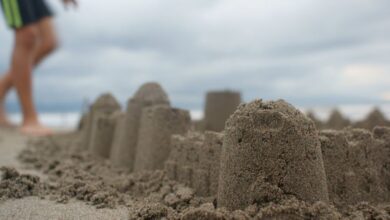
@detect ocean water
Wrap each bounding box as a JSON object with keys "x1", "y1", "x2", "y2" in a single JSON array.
[
  {"x1": 8, "y1": 104, "x2": 390, "y2": 129},
  {"x1": 9, "y1": 112, "x2": 81, "y2": 129}
]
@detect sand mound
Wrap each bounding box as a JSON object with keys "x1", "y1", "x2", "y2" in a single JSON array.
[{"x1": 0, "y1": 167, "x2": 43, "y2": 200}]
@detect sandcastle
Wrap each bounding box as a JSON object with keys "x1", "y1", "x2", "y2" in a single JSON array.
[
  {"x1": 81, "y1": 93, "x2": 121, "y2": 153},
  {"x1": 320, "y1": 128, "x2": 390, "y2": 205},
  {"x1": 217, "y1": 99, "x2": 329, "y2": 210},
  {"x1": 89, "y1": 111, "x2": 122, "y2": 158},
  {"x1": 133, "y1": 106, "x2": 191, "y2": 171},
  {"x1": 109, "y1": 112, "x2": 126, "y2": 159},
  {"x1": 109, "y1": 83, "x2": 170, "y2": 171},
  {"x1": 203, "y1": 90, "x2": 241, "y2": 132},
  {"x1": 164, "y1": 131, "x2": 223, "y2": 196},
  {"x1": 10, "y1": 85, "x2": 390, "y2": 219},
  {"x1": 354, "y1": 108, "x2": 390, "y2": 130},
  {"x1": 325, "y1": 109, "x2": 350, "y2": 130}
]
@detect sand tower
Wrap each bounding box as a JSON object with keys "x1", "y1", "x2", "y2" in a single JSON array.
[
  {"x1": 109, "y1": 83, "x2": 170, "y2": 171},
  {"x1": 326, "y1": 109, "x2": 350, "y2": 130},
  {"x1": 87, "y1": 94, "x2": 120, "y2": 151},
  {"x1": 90, "y1": 111, "x2": 121, "y2": 158},
  {"x1": 133, "y1": 106, "x2": 190, "y2": 172},
  {"x1": 203, "y1": 90, "x2": 241, "y2": 132},
  {"x1": 355, "y1": 108, "x2": 389, "y2": 130},
  {"x1": 81, "y1": 93, "x2": 120, "y2": 151},
  {"x1": 218, "y1": 99, "x2": 329, "y2": 210}
]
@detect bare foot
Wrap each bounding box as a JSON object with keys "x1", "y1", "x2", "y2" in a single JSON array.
[{"x1": 20, "y1": 123, "x2": 53, "y2": 137}]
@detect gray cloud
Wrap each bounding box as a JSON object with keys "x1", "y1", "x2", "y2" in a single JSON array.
[{"x1": 0, "y1": 0, "x2": 389, "y2": 114}]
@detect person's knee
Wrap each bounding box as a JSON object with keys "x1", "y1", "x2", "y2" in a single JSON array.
[{"x1": 15, "y1": 26, "x2": 39, "y2": 50}]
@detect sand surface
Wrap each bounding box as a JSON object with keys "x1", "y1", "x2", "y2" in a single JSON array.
[
  {"x1": 0, "y1": 197, "x2": 128, "y2": 220},
  {"x1": 0, "y1": 128, "x2": 27, "y2": 168},
  {"x1": 1, "y1": 91, "x2": 390, "y2": 220},
  {"x1": 0, "y1": 128, "x2": 128, "y2": 220}
]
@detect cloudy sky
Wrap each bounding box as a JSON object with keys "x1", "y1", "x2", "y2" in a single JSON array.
[{"x1": 0, "y1": 0, "x2": 389, "y2": 118}]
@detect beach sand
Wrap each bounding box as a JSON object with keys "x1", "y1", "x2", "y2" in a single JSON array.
[{"x1": 0, "y1": 128, "x2": 128, "y2": 220}]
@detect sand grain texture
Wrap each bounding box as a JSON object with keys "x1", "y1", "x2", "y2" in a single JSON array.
[
  {"x1": 2, "y1": 94, "x2": 390, "y2": 219},
  {"x1": 165, "y1": 131, "x2": 223, "y2": 196},
  {"x1": 218, "y1": 99, "x2": 329, "y2": 210}
]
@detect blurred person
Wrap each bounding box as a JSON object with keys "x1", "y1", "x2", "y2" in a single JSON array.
[{"x1": 0, "y1": 0, "x2": 77, "y2": 136}]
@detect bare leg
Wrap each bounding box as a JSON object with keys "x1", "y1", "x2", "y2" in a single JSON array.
[
  {"x1": 11, "y1": 25, "x2": 52, "y2": 136},
  {"x1": 0, "y1": 17, "x2": 57, "y2": 133},
  {"x1": 0, "y1": 73, "x2": 14, "y2": 127},
  {"x1": 34, "y1": 17, "x2": 58, "y2": 66}
]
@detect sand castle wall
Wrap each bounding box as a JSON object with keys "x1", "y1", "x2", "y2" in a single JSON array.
[
  {"x1": 89, "y1": 111, "x2": 121, "y2": 158},
  {"x1": 109, "y1": 83, "x2": 170, "y2": 171},
  {"x1": 373, "y1": 127, "x2": 390, "y2": 191},
  {"x1": 320, "y1": 127, "x2": 390, "y2": 205},
  {"x1": 133, "y1": 106, "x2": 190, "y2": 172},
  {"x1": 80, "y1": 93, "x2": 120, "y2": 152},
  {"x1": 165, "y1": 131, "x2": 223, "y2": 196},
  {"x1": 217, "y1": 100, "x2": 329, "y2": 211},
  {"x1": 305, "y1": 108, "x2": 390, "y2": 131},
  {"x1": 203, "y1": 91, "x2": 241, "y2": 132},
  {"x1": 109, "y1": 112, "x2": 126, "y2": 159}
]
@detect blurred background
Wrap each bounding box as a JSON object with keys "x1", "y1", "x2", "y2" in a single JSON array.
[{"x1": 0, "y1": 0, "x2": 389, "y2": 128}]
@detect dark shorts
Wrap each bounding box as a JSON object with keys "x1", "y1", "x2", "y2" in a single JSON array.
[{"x1": 0, "y1": 0, "x2": 53, "y2": 29}]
